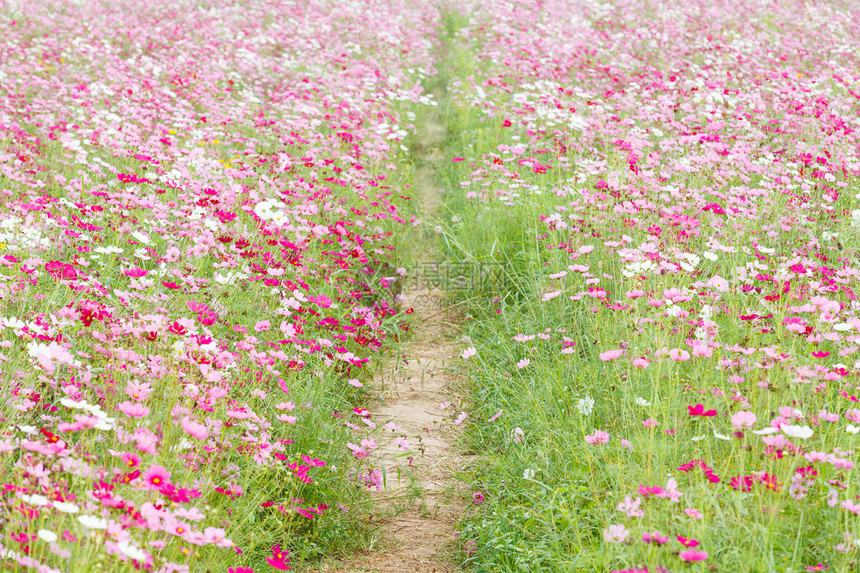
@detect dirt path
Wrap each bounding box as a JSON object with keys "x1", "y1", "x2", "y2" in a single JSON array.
[{"x1": 325, "y1": 95, "x2": 469, "y2": 573}]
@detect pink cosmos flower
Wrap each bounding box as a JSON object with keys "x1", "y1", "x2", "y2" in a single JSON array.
[
  {"x1": 669, "y1": 348, "x2": 691, "y2": 362},
  {"x1": 642, "y1": 419, "x2": 657, "y2": 428},
  {"x1": 617, "y1": 496, "x2": 644, "y2": 517},
  {"x1": 841, "y1": 500, "x2": 860, "y2": 515},
  {"x1": 679, "y1": 549, "x2": 709, "y2": 562},
  {"x1": 818, "y1": 409, "x2": 839, "y2": 422},
  {"x1": 585, "y1": 430, "x2": 609, "y2": 444},
  {"x1": 141, "y1": 465, "x2": 172, "y2": 490},
  {"x1": 632, "y1": 357, "x2": 650, "y2": 368},
  {"x1": 603, "y1": 524, "x2": 629, "y2": 543},
  {"x1": 642, "y1": 531, "x2": 668, "y2": 545},
  {"x1": 684, "y1": 508, "x2": 703, "y2": 519},
  {"x1": 180, "y1": 417, "x2": 208, "y2": 440},
  {"x1": 255, "y1": 320, "x2": 271, "y2": 332},
  {"x1": 706, "y1": 274, "x2": 729, "y2": 291},
  {"x1": 599, "y1": 349, "x2": 624, "y2": 362},
  {"x1": 731, "y1": 411, "x2": 757, "y2": 429},
  {"x1": 117, "y1": 401, "x2": 150, "y2": 418},
  {"x1": 676, "y1": 535, "x2": 700, "y2": 548}
]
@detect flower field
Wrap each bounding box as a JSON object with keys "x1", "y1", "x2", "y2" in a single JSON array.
[
  {"x1": 0, "y1": 0, "x2": 438, "y2": 571},
  {"x1": 438, "y1": 1, "x2": 860, "y2": 571},
  {"x1": 1, "y1": 0, "x2": 860, "y2": 571}
]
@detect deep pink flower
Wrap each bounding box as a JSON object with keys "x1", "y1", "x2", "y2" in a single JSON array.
[
  {"x1": 676, "y1": 535, "x2": 700, "y2": 548},
  {"x1": 687, "y1": 404, "x2": 717, "y2": 417},
  {"x1": 266, "y1": 543, "x2": 291, "y2": 570}
]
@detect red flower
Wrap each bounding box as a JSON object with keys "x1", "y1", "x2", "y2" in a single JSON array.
[{"x1": 687, "y1": 404, "x2": 717, "y2": 417}]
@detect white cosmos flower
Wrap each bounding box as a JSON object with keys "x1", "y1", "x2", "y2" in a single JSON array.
[
  {"x1": 117, "y1": 541, "x2": 147, "y2": 561},
  {"x1": 21, "y1": 494, "x2": 50, "y2": 506},
  {"x1": 781, "y1": 425, "x2": 814, "y2": 439},
  {"x1": 713, "y1": 430, "x2": 731, "y2": 441},
  {"x1": 847, "y1": 425, "x2": 860, "y2": 435},
  {"x1": 37, "y1": 529, "x2": 57, "y2": 543},
  {"x1": 691, "y1": 435, "x2": 707, "y2": 442},
  {"x1": 635, "y1": 397, "x2": 651, "y2": 407},
  {"x1": 576, "y1": 396, "x2": 595, "y2": 416},
  {"x1": 751, "y1": 427, "x2": 780, "y2": 435},
  {"x1": 53, "y1": 501, "x2": 79, "y2": 513},
  {"x1": 131, "y1": 231, "x2": 150, "y2": 244},
  {"x1": 78, "y1": 515, "x2": 108, "y2": 529}
]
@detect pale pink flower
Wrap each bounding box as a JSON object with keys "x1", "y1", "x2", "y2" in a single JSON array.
[
  {"x1": 254, "y1": 320, "x2": 271, "y2": 332},
  {"x1": 117, "y1": 401, "x2": 150, "y2": 418},
  {"x1": 707, "y1": 274, "x2": 729, "y2": 291},
  {"x1": 599, "y1": 349, "x2": 624, "y2": 362},
  {"x1": 818, "y1": 409, "x2": 839, "y2": 422},
  {"x1": 180, "y1": 417, "x2": 208, "y2": 440},
  {"x1": 632, "y1": 357, "x2": 650, "y2": 368},
  {"x1": 669, "y1": 348, "x2": 691, "y2": 362},
  {"x1": 585, "y1": 430, "x2": 609, "y2": 444},
  {"x1": 602, "y1": 524, "x2": 629, "y2": 543},
  {"x1": 684, "y1": 508, "x2": 703, "y2": 519},
  {"x1": 513, "y1": 427, "x2": 524, "y2": 443},
  {"x1": 731, "y1": 411, "x2": 757, "y2": 429},
  {"x1": 842, "y1": 500, "x2": 860, "y2": 515},
  {"x1": 617, "y1": 496, "x2": 644, "y2": 517}
]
